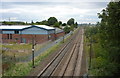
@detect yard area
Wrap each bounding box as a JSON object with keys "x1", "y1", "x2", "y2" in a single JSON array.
[
  {"x1": 1, "y1": 41, "x2": 51, "y2": 76},
  {"x1": 1, "y1": 41, "x2": 50, "y2": 58},
  {"x1": 2, "y1": 43, "x2": 32, "y2": 57}
]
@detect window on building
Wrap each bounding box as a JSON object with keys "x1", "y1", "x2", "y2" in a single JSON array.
[
  {"x1": 14, "y1": 30, "x2": 19, "y2": 34},
  {"x1": 9, "y1": 34, "x2": 12, "y2": 39},
  {"x1": 0, "y1": 30, "x2": 2, "y2": 34},
  {"x1": 7, "y1": 34, "x2": 9, "y2": 39}
]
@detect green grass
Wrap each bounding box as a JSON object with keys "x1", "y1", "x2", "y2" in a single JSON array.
[
  {"x1": 4, "y1": 62, "x2": 32, "y2": 77},
  {"x1": 2, "y1": 44, "x2": 31, "y2": 50},
  {"x1": 1, "y1": 41, "x2": 51, "y2": 58},
  {"x1": 2, "y1": 44, "x2": 32, "y2": 57},
  {"x1": 84, "y1": 35, "x2": 91, "y2": 75},
  {"x1": 34, "y1": 41, "x2": 51, "y2": 52}
]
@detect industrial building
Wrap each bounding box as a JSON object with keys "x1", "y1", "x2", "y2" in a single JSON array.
[{"x1": 0, "y1": 25, "x2": 64, "y2": 44}]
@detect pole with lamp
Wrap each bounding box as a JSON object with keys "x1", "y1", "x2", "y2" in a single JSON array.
[{"x1": 32, "y1": 36, "x2": 35, "y2": 68}]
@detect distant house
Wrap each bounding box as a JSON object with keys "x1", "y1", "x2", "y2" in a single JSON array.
[{"x1": 0, "y1": 25, "x2": 64, "y2": 44}]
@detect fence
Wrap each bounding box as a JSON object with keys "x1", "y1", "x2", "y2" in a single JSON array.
[{"x1": 2, "y1": 31, "x2": 72, "y2": 65}]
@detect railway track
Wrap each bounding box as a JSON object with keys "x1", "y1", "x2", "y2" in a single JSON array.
[{"x1": 36, "y1": 27, "x2": 84, "y2": 77}]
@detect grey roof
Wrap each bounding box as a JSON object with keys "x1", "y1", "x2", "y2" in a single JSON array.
[
  {"x1": 55, "y1": 28, "x2": 64, "y2": 33},
  {"x1": 0, "y1": 25, "x2": 55, "y2": 30}
]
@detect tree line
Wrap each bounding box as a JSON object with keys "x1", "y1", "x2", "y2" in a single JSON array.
[
  {"x1": 85, "y1": 1, "x2": 120, "y2": 76},
  {"x1": 1, "y1": 17, "x2": 78, "y2": 34}
]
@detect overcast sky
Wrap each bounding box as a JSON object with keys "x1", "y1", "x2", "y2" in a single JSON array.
[{"x1": 0, "y1": 0, "x2": 111, "y2": 24}]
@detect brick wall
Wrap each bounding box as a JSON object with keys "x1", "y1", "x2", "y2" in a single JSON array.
[
  {"x1": 1, "y1": 34, "x2": 50, "y2": 44},
  {"x1": 56, "y1": 32, "x2": 65, "y2": 38},
  {"x1": 1, "y1": 32, "x2": 65, "y2": 44}
]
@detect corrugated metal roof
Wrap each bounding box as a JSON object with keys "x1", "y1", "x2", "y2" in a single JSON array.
[
  {"x1": 55, "y1": 27, "x2": 64, "y2": 33},
  {"x1": 0, "y1": 25, "x2": 30, "y2": 30},
  {"x1": 0, "y1": 25, "x2": 55, "y2": 30},
  {"x1": 36, "y1": 25, "x2": 54, "y2": 30}
]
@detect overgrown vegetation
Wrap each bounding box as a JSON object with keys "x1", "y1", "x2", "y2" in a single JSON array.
[
  {"x1": 85, "y1": 1, "x2": 120, "y2": 76},
  {"x1": 3, "y1": 42, "x2": 62, "y2": 77},
  {"x1": 3, "y1": 42, "x2": 61, "y2": 77}
]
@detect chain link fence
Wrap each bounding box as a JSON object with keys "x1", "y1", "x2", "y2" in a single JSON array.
[{"x1": 2, "y1": 31, "x2": 72, "y2": 67}]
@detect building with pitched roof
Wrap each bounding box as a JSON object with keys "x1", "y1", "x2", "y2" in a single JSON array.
[{"x1": 0, "y1": 25, "x2": 64, "y2": 44}]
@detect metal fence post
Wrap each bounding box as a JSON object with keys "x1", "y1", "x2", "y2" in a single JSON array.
[{"x1": 63, "y1": 35, "x2": 64, "y2": 43}]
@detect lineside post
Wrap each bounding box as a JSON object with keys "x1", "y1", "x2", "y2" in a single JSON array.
[{"x1": 32, "y1": 37, "x2": 35, "y2": 68}]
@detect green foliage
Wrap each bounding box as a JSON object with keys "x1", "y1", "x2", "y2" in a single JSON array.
[
  {"x1": 4, "y1": 62, "x2": 32, "y2": 76},
  {"x1": 74, "y1": 22, "x2": 78, "y2": 28},
  {"x1": 63, "y1": 26, "x2": 71, "y2": 34},
  {"x1": 31, "y1": 20, "x2": 34, "y2": 25},
  {"x1": 85, "y1": 1, "x2": 120, "y2": 76},
  {"x1": 67, "y1": 18, "x2": 75, "y2": 25},
  {"x1": 62, "y1": 23, "x2": 67, "y2": 26},
  {"x1": 58, "y1": 21, "x2": 62, "y2": 25},
  {"x1": 2, "y1": 21, "x2": 26, "y2": 25},
  {"x1": 54, "y1": 22, "x2": 60, "y2": 28},
  {"x1": 48, "y1": 17, "x2": 58, "y2": 26},
  {"x1": 36, "y1": 20, "x2": 48, "y2": 25},
  {"x1": 98, "y1": 1, "x2": 120, "y2": 64},
  {"x1": 70, "y1": 25, "x2": 74, "y2": 31}
]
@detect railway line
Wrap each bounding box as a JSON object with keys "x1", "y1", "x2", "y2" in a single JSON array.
[{"x1": 36, "y1": 27, "x2": 85, "y2": 77}]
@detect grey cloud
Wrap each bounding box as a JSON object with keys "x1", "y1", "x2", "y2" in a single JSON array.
[
  {"x1": 2, "y1": 0, "x2": 111, "y2": 2},
  {"x1": 2, "y1": 2, "x2": 108, "y2": 9},
  {"x1": 1, "y1": 1, "x2": 108, "y2": 23}
]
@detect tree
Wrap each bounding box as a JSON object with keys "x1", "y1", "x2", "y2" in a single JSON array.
[
  {"x1": 54, "y1": 22, "x2": 60, "y2": 28},
  {"x1": 58, "y1": 21, "x2": 62, "y2": 25},
  {"x1": 2, "y1": 21, "x2": 26, "y2": 25},
  {"x1": 70, "y1": 24, "x2": 74, "y2": 31},
  {"x1": 31, "y1": 20, "x2": 34, "y2": 25},
  {"x1": 95, "y1": 1, "x2": 120, "y2": 76},
  {"x1": 63, "y1": 26, "x2": 71, "y2": 34},
  {"x1": 75, "y1": 22, "x2": 78, "y2": 28},
  {"x1": 36, "y1": 20, "x2": 48, "y2": 25},
  {"x1": 67, "y1": 18, "x2": 75, "y2": 25},
  {"x1": 62, "y1": 23, "x2": 67, "y2": 26},
  {"x1": 41, "y1": 20, "x2": 48, "y2": 25},
  {"x1": 48, "y1": 17, "x2": 58, "y2": 26}
]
